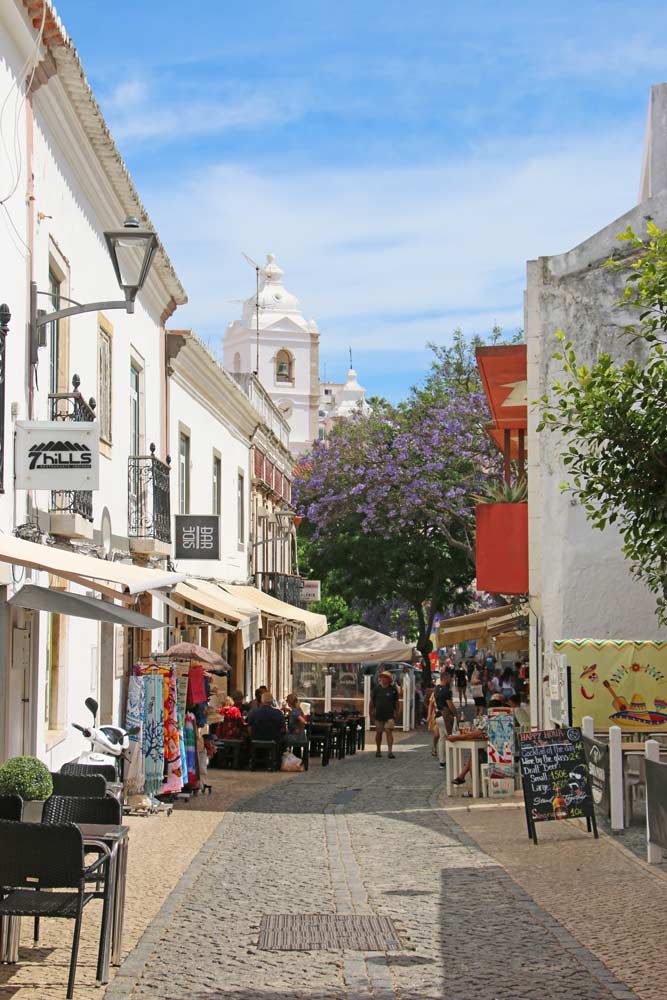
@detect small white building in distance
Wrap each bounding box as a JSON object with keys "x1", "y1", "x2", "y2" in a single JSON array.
[
  {"x1": 223, "y1": 255, "x2": 320, "y2": 456},
  {"x1": 319, "y1": 364, "x2": 371, "y2": 440}
]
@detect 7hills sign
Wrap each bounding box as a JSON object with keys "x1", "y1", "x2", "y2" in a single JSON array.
[{"x1": 15, "y1": 422, "x2": 99, "y2": 491}]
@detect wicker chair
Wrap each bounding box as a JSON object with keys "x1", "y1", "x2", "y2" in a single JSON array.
[
  {"x1": 50, "y1": 771, "x2": 107, "y2": 798},
  {"x1": 0, "y1": 795, "x2": 22, "y2": 821},
  {"x1": 60, "y1": 761, "x2": 117, "y2": 784},
  {"x1": 43, "y1": 795, "x2": 121, "y2": 826},
  {"x1": 0, "y1": 819, "x2": 109, "y2": 999}
]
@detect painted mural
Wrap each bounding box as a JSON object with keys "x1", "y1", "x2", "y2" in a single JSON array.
[{"x1": 554, "y1": 640, "x2": 667, "y2": 732}]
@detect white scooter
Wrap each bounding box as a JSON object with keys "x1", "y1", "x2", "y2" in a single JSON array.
[{"x1": 71, "y1": 697, "x2": 138, "y2": 795}]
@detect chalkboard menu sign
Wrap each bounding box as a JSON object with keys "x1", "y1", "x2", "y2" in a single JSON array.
[{"x1": 519, "y1": 728, "x2": 598, "y2": 844}]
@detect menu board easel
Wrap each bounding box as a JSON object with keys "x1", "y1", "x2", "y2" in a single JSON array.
[{"x1": 519, "y1": 727, "x2": 598, "y2": 845}]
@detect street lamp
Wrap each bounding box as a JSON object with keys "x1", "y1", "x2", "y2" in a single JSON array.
[{"x1": 30, "y1": 217, "x2": 158, "y2": 364}]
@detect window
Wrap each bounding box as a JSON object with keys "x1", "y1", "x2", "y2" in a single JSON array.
[
  {"x1": 48, "y1": 269, "x2": 61, "y2": 395},
  {"x1": 318, "y1": 427, "x2": 325, "y2": 440},
  {"x1": 98, "y1": 319, "x2": 113, "y2": 445},
  {"x1": 233, "y1": 352, "x2": 241, "y2": 373},
  {"x1": 130, "y1": 363, "x2": 141, "y2": 456},
  {"x1": 324, "y1": 388, "x2": 332, "y2": 396},
  {"x1": 179, "y1": 432, "x2": 190, "y2": 514},
  {"x1": 237, "y1": 471, "x2": 245, "y2": 544},
  {"x1": 212, "y1": 454, "x2": 221, "y2": 516},
  {"x1": 275, "y1": 349, "x2": 294, "y2": 384}
]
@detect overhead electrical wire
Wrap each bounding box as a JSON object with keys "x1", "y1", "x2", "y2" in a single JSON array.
[{"x1": 0, "y1": 1, "x2": 47, "y2": 207}]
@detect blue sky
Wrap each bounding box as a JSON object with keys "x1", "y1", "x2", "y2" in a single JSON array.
[{"x1": 59, "y1": 0, "x2": 667, "y2": 401}]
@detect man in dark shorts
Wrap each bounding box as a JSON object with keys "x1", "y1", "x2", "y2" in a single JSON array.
[{"x1": 370, "y1": 671, "x2": 399, "y2": 759}]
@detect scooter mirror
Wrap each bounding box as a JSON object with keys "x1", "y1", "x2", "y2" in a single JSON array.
[
  {"x1": 85, "y1": 697, "x2": 98, "y2": 722},
  {"x1": 128, "y1": 725, "x2": 141, "y2": 736}
]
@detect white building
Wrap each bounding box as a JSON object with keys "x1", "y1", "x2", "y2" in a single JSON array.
[
  {"x1": 223, "y1": 254, "x2": 320, "y2": 455},
  {"x1": 319, "y1": 365, "x2": 371, "y2": 440},
  {"x1": 0, "y1": 0, "x2": 188, "y2": 767},
  {"x1": 525, "y1": 82, "x2": 667, "y2": 725}
]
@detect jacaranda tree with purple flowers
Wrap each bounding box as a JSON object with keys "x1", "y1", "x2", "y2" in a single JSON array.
[{"x1": 294, "y1": 331, "x2": 506, "y2": 659}]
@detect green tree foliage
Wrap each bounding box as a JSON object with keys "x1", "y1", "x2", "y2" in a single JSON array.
[{"x1": 538, "y1": 222, "x2": 667, "y2": 623}]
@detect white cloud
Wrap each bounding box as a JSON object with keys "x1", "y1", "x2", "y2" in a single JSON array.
[
  {"x1": 102, "y1": 78, "x2": 303, "y2": 143},
  {"x1": 145, "y1": 124, "x2": 642, "y2": 357}
]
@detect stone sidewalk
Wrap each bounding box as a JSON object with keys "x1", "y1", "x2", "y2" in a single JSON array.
[{"x1": 99, "y1": 734, "x2": 641, "y2": 1000}]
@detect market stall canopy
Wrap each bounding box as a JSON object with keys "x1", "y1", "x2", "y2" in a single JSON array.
[
  {"x1": 0, "y1": 534, "x2": 185, "y2": 602},
  {"x1": 221, "y1": 584, "x2": 327, "y2": 640},
  {"x1": 165, "y1": 642, "x2": 231, "y2": 668},
  {"x1": 8, "y1": 583, "x2": 164, "y2": 628},
  {"x1": 436, "y1": 605, "x2": 516, "y2": 645},
  {"x1": 292, "y1": 624, "x2": 413, "y2": 664}
]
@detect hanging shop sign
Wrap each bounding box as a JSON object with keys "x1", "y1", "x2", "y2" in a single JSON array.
[
  {"x1": 15, "y1": 420, "x2": 99, "y2": 491},
  {"x1": 301, "y1": 579, "x2": 321, "y2": 603},
  {"x1": 174, "y1": 515, "x2": 220, "y2": 560},
  {"x1": 519, "y1": 727, "x2": 597, "y2": 844}
]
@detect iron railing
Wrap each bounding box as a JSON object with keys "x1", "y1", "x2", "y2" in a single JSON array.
[
  {"x1": 260, "y1": 572, "x2": 304, "y2": 608},
  {"x1": 48, "y1": 374, "x2": 96, "y2": 522},
  {"x1": 128, "y1": 443, "x2": 171, "y2": 543}
]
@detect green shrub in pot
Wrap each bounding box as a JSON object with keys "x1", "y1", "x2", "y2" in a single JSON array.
[{"x1": 0, "y1": 755, "x2": 53, "y2": 801}]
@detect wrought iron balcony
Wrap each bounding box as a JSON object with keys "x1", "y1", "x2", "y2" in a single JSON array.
[
  {"x1": 260, "y1": 572, "x2": 305, "y2": 608},
  {"x1": 128, "y1": 444, "x2": 171, "y2": 543},
  {"x1": 48, "y1": 374, "x2": 96, "y2": 523}
]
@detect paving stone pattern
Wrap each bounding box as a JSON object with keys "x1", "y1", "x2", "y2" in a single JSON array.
[{"x1": 107, "y1": 736, "x2": 639, "y2": 1000}]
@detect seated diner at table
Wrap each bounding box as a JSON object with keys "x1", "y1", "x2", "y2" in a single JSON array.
[
  {"x1": 285, "y1": 693, "x2": 308, "y2": 741},
  {"x1": 447, "y1": 712, "x2": 489, "y2": 785},
  {"x1": 247, "y1": 691, "x2": 286, "y2": 742}
]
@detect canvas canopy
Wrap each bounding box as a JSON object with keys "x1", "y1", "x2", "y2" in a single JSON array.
[{"x1": 292, "y1": 624, "x2": 414, "y2": 664}]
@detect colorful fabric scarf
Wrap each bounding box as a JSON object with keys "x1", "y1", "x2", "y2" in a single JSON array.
[
  {"x1": 142, "y1": 673, "x2": 165, "y2": 796},
  {"x1": 161, "y1": 671, "x2": 184, "y2": 795},
  {"x1": 125, "y1": 675, "x2": 145, "y2": 795},
  {"x1": 184, "y1": 712, "x2": 197, "y2": 786}
]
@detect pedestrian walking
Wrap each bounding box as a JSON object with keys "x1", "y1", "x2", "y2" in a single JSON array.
[
  {"x1": 469, "y1": 666, "x2": 486, "y2": 717},
  {"x1": 370, "y1": 670, "x2": 400, "y2": 759},
  {"x1": 455, "y1": 663, "x2": 468, "y2": 707},
  {"x1": 433, "y1": 671, "x2": 458, "y2": 769}
]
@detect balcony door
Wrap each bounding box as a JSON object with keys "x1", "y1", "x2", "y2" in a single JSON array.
[{"x1": 129, "y1": 362, "x2": 144, "y2": 525}]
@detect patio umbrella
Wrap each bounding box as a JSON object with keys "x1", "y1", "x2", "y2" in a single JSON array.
[{"x1": 166, "y1": 642, "x2": 231, "y2": 669}]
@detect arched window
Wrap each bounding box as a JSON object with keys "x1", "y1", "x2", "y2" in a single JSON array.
[
  {"x1": 233, "y1": 352, "x2": 241, "y2": 373},
  {"x1": 275, "y1": 349, "x2": 294, "y2": 384}
]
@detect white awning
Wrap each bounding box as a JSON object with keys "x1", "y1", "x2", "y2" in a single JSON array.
[
  {"x1": 0, "y1": 534, "x2": 184, "y2": 601},
  {"x1": 220, "y1": 584, "x2": 327, "y2": 640},
  {"x1": 9, "y1": 583, "x2": 164, "y2": 628},
  {"x1": 292, "y1": 624, "x2": 412, "y2": 663}
]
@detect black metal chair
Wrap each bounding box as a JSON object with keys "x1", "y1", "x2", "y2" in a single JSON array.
[
  {"x1": 50, "y1": 771, "x2": 107, "y2": 798},
  {"x1": 283, "y1": 734, "x2": 310, "y2": 771},
  {"x1": 60, "y1": 761, "x2": 117, "y2": 784},
  {"x1": 0, "y1": 819, "x2": 109, "y2": 999},
  {"x1": 0, "y1": 795, "x2": 22, "y2": 821},
  {"x1": 308, "y1": 723, "x2": 331, "y2": 767},
  {"x1": 249, "y1": 740, "x2": 280, "y2": 771}
]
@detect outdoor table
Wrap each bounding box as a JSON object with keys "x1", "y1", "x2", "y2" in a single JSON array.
[
  {"x1": 78, "y1": 823, "x2": 130, "y2": 983},
  {"x1": 445, "y1": 738, "x2": 486, "y2": 799}
]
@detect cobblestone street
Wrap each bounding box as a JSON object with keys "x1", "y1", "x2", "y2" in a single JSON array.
[{"x1": 101, "y1": 735, "x2": 642, "y2": 1000}]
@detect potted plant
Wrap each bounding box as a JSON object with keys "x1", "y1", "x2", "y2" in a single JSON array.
[{"x1": 0, "y1": 755, "x2": 53, "y2": 821}]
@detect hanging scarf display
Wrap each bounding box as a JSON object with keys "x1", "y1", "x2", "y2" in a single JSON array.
[
  {"x1": 161, "y1": 670, "x2": 184, "y2": 795},
  {"x1": 125, "y1": 675, "x2": 145, "y2": 795},
  {"x1": 184, "y1": 712, "x2": 197, "y2": 785},
  {"x1": 142, "y1": 672, "x2": 165, "y2": 796}
]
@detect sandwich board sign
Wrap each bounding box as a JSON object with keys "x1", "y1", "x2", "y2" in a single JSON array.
[{"x1": 519, "y1": 727, "x2": 598, "y2": 845}]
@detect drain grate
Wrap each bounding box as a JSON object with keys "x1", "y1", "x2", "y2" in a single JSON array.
[{"x1": 258, "y1": 914, "x2": 402, "y2": 951}]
